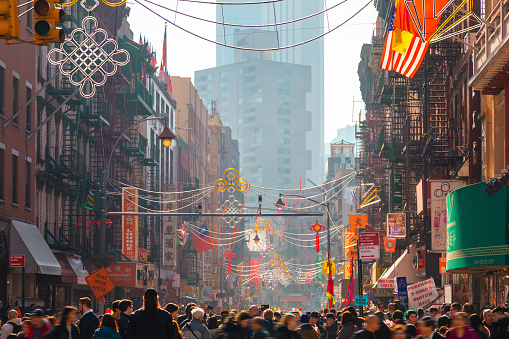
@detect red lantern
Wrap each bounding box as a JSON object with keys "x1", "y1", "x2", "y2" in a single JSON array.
[
  {"x1": 309, "y1": 220, "x2": 325, "y2": 252},
  {"x1": 225, "y1": 252, "x2": 236, "y2": 273}
]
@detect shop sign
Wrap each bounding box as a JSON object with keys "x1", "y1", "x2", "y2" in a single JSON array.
[
  {"x1": 407, "y1": 278, "x2": 438, "y2": 310},
  {"x1": 354, "y1": 295, "x2": 367, "y2": 306},
  {"x1": 374, "y1": 288, "x2": 394, "y2": 298},
  {"x1": 86, "y1": 267, "x2": 115, "y2": 299},
  {"x1": 163, "y1": 192, "x2": 178, "y2": 267},
  {"x1": 138, "y1": 248, "x2": 148, "y2": 264},
  {"x1": 384, "y1": 237, "x2": 396, "y2": 253},
  {"x1": 10, "y1": 255, "x2": 25, "y2": 267},
  {"x1": 203, "y1": 249, "x2": 213, "y2": 282},
  {"x1": 359, "y1": 232, "x2": 380, "y2": 260},
  {"x1": 172, "y1": 274, "x2": 180, "y2": 287},
  {"x1": 396, "y1": 277, "x2": 408, "y2": 310},
  {"x1": 105, "y1": 262, "x2": 137, "y2": 287},
  {"x1": 345, "y1": 215, "x2": 367, "y2": 260},
  {"x1": 439, "y1": 257, "x2": 451, "y2": 274},
  {"x1": 430, "y1": 180, "x2": 463, "y2": 252},
  {"x1": 122, "y1": 188, "x2": 138, "y2": 261},
  {"x1": 377, "y1": 278, "x2": 395, "y2": 289},
  {"x1": 387, "y1": 213, "x2": 406, "y2": 238}
]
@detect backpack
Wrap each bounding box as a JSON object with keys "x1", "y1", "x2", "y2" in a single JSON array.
[{"x1": 10, "y1": 322, "x2": 22, "y2": 334}]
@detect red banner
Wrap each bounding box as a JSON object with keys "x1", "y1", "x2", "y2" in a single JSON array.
[
  {"x1": 250, "y1": 259, "x2": 260, "y2": 282},
  {"x1": 384, "y1": 236, "x2": 396, "y2": 253},
  {"x1": 122, "y1": 188, "x2": 138, "y2": 261}
]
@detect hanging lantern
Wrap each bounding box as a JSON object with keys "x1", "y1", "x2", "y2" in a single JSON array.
[
  {"x1": 309, "y1": 220, "x2": 325, "y2": 252},
  {"x1": 225, "y1": 252, "x2": 236, "y2": 273}
]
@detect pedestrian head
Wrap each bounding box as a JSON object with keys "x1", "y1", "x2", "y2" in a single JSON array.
[
  {"x1": 437, "y1": 315, "x2": 448, "y2": 329},
  {"x1": 406, "y1": 324, "x2": 417, "y2": 338},
  {"x1": 483, "y1": 309, "x2": 494, "y2": 325},
  {"x1": 429, "y1": 307, "x2": 438, "y2": 317},
  {"x1": 417, "y1": 309, "x2": 424, "y2": 319},
  {"x1": 346, "y1": 306, "x2": 358, "y2": 319},
  {"x1": 263, "y1": 309, "x2": 273, "y2": 322},
  {"x1": 388, "y1": 303, "x2": 395, "y2": 311},
  {"x1": 406, "y1": 310, "x2": 418, "y2": 324},
  {"x1": 79, "y1": 298, "x2": 92, "y2": 314},
  {"x1": 208, "y1": 316, "x2": 219, "y2": 330},
  {"x1": 418, "y1": 316, "x2": 436, "y2": 337},
  {"x1": 249, "y1": 305, "x2": 259, "y2": 317},
  {"x1": 366, "y1": 315, "x2": 380, "y2": 333},
  {"x1": 100, "y1": 313, "x2": 118, "y2": 331},
  {"x1": 378, "y1": 303, "x2": 385, "y2": 312},
  {"x1": 119, "y1": 300, "x2": 133, "y2": 315},
  {"x1": 392, "y1": 310, "x2": 404, "y2": 323},
  {"x1": 330, "y1": 309, "x2": 336, "y2": 315},
  {"x1": 340, "y1": 311, "x2": 354, "y2": 326},
  {"x1": 469, "y1": 314, "x2": 483, "y2": 331},
  {"x1": 300, "y1": 314, "x2": 310, "y2": 324},
  {"x1": 164, "y1": 303, "x2": 179, "y2": 319},
  {"x1": 451, "y1": 312, "x2": 469, "y2": 329},
  {"x1": 30, "y1": 309, "x2": 45, "y2": 327},
  {"x1": 192, "y1": 308, "x2": 205, "y2": 321},
  {"x1": 112, "y1": 300, "x2": 121, "y2": 319},
  {"x1": 274, "y1": 312, "x2": 282, "y2": 321},
  {"x1": 8, "y1": 310, "x2": 18, "y2": 320},
  {"x1": 438, "y1": 326, "x2": 448, "y2": 335},
  {"x1": 390, "y1": 325, "x2": 407, "y2": 339},
  {"x1": 374, "y1": 311, "x2": 384, "y2": 323},
  {"x1": 310, "y1": 312, "x2": 320, "y2": 325},
  {"x1": 142, "y1": 288, "x2": 160, "y2": 314},
  {"x1": 251, "y1": 317, "x2": 265, "y2": 332},
  {"x1": 236, "y1": 311, "x2": 251, "y2": 328},
  {"x1": 61, "y1": 306, "x2": 78, "y2": 326},
  {"x1": 463, "y1": 304, "x2": 474, "y2": 316},
  {"x1": 186, "y1": 303, "x2": 197, "y2": 319},
  {"x1": 282, "y1": 313, "x2": 298, "y2": 331},
  {"x1": 326, "y1": 313, "x2": 335, "y2": 326},
  {"x1": 450, "y1": 303, "x2": 462, "y2": 316}
]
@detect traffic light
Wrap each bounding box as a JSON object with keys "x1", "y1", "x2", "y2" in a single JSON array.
[
  {"x1": 34, "y1": 0, "x2": 65, "y2": 44},
  {"x1": 0, "y1": 0, "x2": 19, "y2": 40}
]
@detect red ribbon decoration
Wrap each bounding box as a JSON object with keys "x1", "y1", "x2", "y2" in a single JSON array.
[
  {"x1": 225, "y1": 252, "x2": 236, "y2": 273},
  {"x1": 309, "y1": 220, "x2": 325, "y2": 253}
]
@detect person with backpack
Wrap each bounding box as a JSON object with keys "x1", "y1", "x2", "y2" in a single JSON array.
[
  {"x1": 181, "y1": 309, "x2": 211, "y2": 339},
  {"x1": 92, "y1": 314, "x2": 121, "y2": 339},
  {"x1": 1, "y1": 310, "x2": 22, "y2": 339}
]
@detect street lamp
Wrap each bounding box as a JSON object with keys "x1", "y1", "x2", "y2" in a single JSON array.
[
  {"x1": 275, "y1": 194, "x2": 285, "y2": 210},
  {"x1": 158, "y1": 126, "x2": 177, "y2": 148}
]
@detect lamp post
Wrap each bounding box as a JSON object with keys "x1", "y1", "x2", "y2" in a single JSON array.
[{"x1": 99, "y1": 116, "x2": 176, "y2": 257}]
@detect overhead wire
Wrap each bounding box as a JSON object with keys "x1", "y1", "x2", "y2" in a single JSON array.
[{"x1": 178, "y1": 0, "x2": 284, "y2": 4}]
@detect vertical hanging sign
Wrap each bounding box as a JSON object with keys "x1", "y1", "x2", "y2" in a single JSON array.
[
  {"x1": 163, "y1": 192, "x2": 177, "y2": 267},
  {"x1": 122, "y1": 188, "x2": 138, "y2": 261}
]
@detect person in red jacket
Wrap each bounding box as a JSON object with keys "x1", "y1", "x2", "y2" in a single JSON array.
[{"x1": 26, "y1": 310, "x2": 51, "y2": 339}]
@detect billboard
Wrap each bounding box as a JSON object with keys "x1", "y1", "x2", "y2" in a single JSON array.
[
  {"x1": 387, "y1": 213, "x2": 406, "y2": 238},
  {"x1": 163, "y1": 192, "x2": 177, "y2": 267},
  {"x1": 122, "y1": 188, "x2": 138, "y2": 261},
  {"x1": 430, "y1": 180, "x2": 463, "y2": 252}
]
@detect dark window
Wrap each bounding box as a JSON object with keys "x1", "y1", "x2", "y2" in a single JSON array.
[
  {"x1": 26, "y1": 87, "x2": 31, "y2": 131},
  {"x1": 26, "y1": 2, "x2": 32, "y2": 29},
  {"x1": 12, "y1": 154, "x2": 18, "y2": 204},
  {"x1": 25, "y1": 161, "x2": 30, "y2": 208},
  {"x1": 0, "y1": 67, "x2": 4, "y2": 115},
  {"x1": 13, "y1": 77, "x2": 18, "y2": 124},
  {"x1": 0, "y1": 149, "x2": 3, "y2": 200}
]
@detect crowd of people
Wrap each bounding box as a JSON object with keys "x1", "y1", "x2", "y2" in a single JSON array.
[{"x1": 0, "y1": 292, "x2": 507, "y2": 339}]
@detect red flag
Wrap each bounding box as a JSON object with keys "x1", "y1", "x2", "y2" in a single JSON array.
[
  {"x1": 326, "y1": 268, "x2": 335, "y2": 309},
  {"x1": 139, "y1": 34, "x2": 143, "y2": 45},
  {"x1": 191, "y1": 222, "x2": 214, "y2": 254},
  {"x1": 15, "y1": 307, "x2": 22, "y2": 318},
  {"x1": 166, "y1": 71, "x2": 173, "y2": 94},
  {"x1": 162, "y1": 25, "x2": 167, "y2": 69}
]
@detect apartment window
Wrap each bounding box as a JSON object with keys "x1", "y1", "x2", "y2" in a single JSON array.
[
  {"x1": 237, "y1": 68, "x2": 243, "y2": 75},
  {"x1": 222, "y1": 120, "x2": 229, "y2": 125},
  {"x1": 237, "y1": 108, "x2": 243, "y2": 114},
  {"x1": 220, "y1": 91, "x2": 229, "y2": 98},
  {"x1": 278, "y1": 99, "x2": 290, "y2": 106},
  {"x1": 0, "y1": 66, "x2": 4, "y2": 115},
  {"x1": 195, "y1": 75, "x2": 207, "y2": 82},
  {"x1": 244, "y1": 66, "x2": 255, "y2": 73},
  {"x1": 156, "y1": 92, "x2": 160, "y2": 114},
  {"x1": 245, "y1": 116, "x2": 255, "y2": 123},
  {"x1": 237, "y1": 118, "x2": 243, "y2": 124},
  {"x1": 278, "y1": 108, "x2": 291, "y2": 115},
  {"x1": 220, "y1": 71, "x2": 230, "y2": 78},
  {"x1": 237, "y1": 88, "x2": 243, "y2": 95},
  {"x1": 278, "y1": 88, "x2": 290, "y2": 95},
  {"x1": 250, "y1": 97, "x2": 262, "y2": 104},
  {"x1": 278, "y1": 138, "x2": 290, "y2": 145},
  {"x1": 221, "y1": 100, "x2": 230, "y2": 107},
  {"x1": 252, "y1": 127, "x2": 262, "y2": 133},
  {"x1": 237, "y1": 128, "x2": 243, "y2": 134},
  {"x1": 220, "y1": 81, "x2": 230, "y2": 88},
  {"x1": 250, "y1": 87, "x2": 262, "y2": 94},
  {"x1": 237, "y1": 78, "x2": 243, "y2": 85},
  {"x1": 245, "y1": 76, "x2": 255, "y2": 83},
  {"x1": 278, "y1": 158, "x2": 290, "y2": 164},
  {"x1": 278, "y1": 118, "x2": 290, "y2": 125},
  {"x1": 12, "y1": 77, "x2": 18, "y2": 124},
  {"x1": 237, "y1": 98, "x2": 243, "y2": 104},
  {"x1": 250, "y1": 137, "x2": 262, "y2": 143},
  {"x1": 26, "y1": 2, "x2": 32, "y2": 29},
  {"x1": 12, "y1": 154, "x2": 18, "y2": 204},
  {"x1": 278, "y1": 78, "x2": 290, "y2": 86},
  {"x1": 25, "y1": 161, "x2": 30, "y2": 208},
  {"x1": 250, "y1": 167, "x2": 262, "y2": 173},
  {"x1": 26, "y1": 87, "x2": 31, "y2": 131},
  {"x1": 247, "y1": 107, "x2": 256, "y2": 113},
  {"x1": 278, "y1": 128, "x2": 290, "y2": 134},
  {"x1": 278, "y1": 148, "x2": 290, "y2": 154},
  {"x1": 278, "y1": 68, "x2": 291, "y2": 76},
  {"x1": 221, "y1": 110, "x2": 230, "y2": 117},
  {"x1": 278, "y1": 168, "x2": 291, "y2": 174},
  {"x1": 0, "y1": 148, "x2": 3, "y2": 200}
]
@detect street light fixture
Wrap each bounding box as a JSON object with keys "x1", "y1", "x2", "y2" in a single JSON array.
[
  {"x1": 158, "y1": 126, "x2": 177, "y2": 148},
  {"x1": 275, "y1": 194, "x2": 285, "y2": 210}
]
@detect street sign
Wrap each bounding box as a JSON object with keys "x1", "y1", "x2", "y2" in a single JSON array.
[
  {"x1": 396, "y1": 277, "x2": 409, "y2": 310},
  {"x1": 10, "y1": 255, "x2": 25, "y2": 267},
  {"x1": 354, "y1": 295, "x2": 368, "y2": 306},
  {"x1": 85, "y1": 267, "x2": 115, "y2": 299},
  {"x1": 384, "y1": 236, "x2": 396, "y2": 253},
  {"x1": 377, "y1": 278, "x2": 395, "y2": 289},
  {"x1": 98, "y1": 297, "x2": 105, "y2": 305},
  {"x1": 359, "y1": 232, "x2": 380, "y2": 260}
]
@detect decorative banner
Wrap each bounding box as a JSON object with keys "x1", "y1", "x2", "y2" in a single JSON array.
[
  {"x1": 430, "y1": 180, "x2": 463, "y2": 252},
  {"x1": 105, "y1": 263, "x2": 137, "y2": 287},
  {"x1": 163, "y1": 192, "x2": 177, "y2": 266},
  {"x1": 439, "y1": 257, "x2": 452, "y2": 274},
  {"x1": 203, "y1": 249, "x2": 213, "y2": 282},
  {"x1": 377, "y1": 278, "x2": 395, "y2": 289},
  {"x1": 345, "y1": 215, "x2": 367, "y2": 259},
  {"x1": 86, "y1": 268, "x2": 115, "y2": 299},
  {"x1": 358, "y1": 232, "x2": 380, "y2": 260},
  {"x1": 349, "y1": 215, "x2": 368, "y2": 228},
  {"x1": 322, "y1": 259, "x2": 337, "y2": 275},
  {"x1": 250, "y1": 259, "x2": 260, "y2": 282},
  {"x1": 384, "y1": 236, "x2": 396, "y2": 252},
  {"x1": 396, "y1": 277, "x2": 409, "y2": 310},
  {"x1": 122, "y1": 188, "x2": 138, "y2": 261},
  {"x1": 387, "y1": 213, "x2": 406, "y2": 238},
  {"x1": 138, "y1": 248, "x2": 148, "y2": 264},
  {"x1": 407, "y1": 278, "x2": 439, "y2": 310}
]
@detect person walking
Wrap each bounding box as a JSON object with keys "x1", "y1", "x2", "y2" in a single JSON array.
[
  {"x1": 117, "y1": 300, "x2": 133, "y2": 339},
  {"x1": 181, "y1": 308, "x2": 211, "y2": 339},
  {"x1": 324, "y1": 314, "x2": 339, "y2": 339},
  {"x1": 416, "y1": 317, "x2": 443, "y2": 339},
  {"x1": 374, "y1": 311, "x2": 391, "y2": 339},
  {"x1": 251, "y1": 318, "x2": 270, "y2": 339},
  {"x1": 275, "y1": 314, "x2": 300, "y2": 339},
  {"x1": 44, "y1": 307, "x2": 80, "y2": 339},
  {"x1": 338, "y1": 312, "x2": 356, "y2": 339},
  {"x1": 299, "y1": 314, "x2": 317, "y2": 339},
  {"x1": 481, "y1": 310, "x2": 493, "y2": 339},
  {"x1": 92, "y1": 314, "x2": 121, "y2": 339},
  {"x1": 78, "y1": 298, "x2": 99, "y2": 339},
  {"x1": 351, "y1": 315, "x2": 380, "y2": 339},
  {"x1": 445, "y1": 313, "x2": 477, "y2": 339},
  {"x1": 127, "y1": 289, "x2": 180, "y2": 339},
  {"x1": 467, "y1": 315, "x2": 488, "y2": 339},
  {"x1": 1, "y1": 310, "x2": 22, "y2": 339},
  {"x1": 221, "y1": 311, "x2": 250, "y2": 339},
  {"x1": 27, "y1": 310, "x2": 51, "y2": 339}
]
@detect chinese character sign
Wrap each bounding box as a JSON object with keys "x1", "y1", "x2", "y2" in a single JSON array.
[
  {"x1": 203, "y1": 249, "x2": 213, "y2": 282},
  {"x1": 105, "y1": 263, "x2": 137, "y2": 287},
  {"x1": 387, "y1": 213, "x2": 406, "y2": 238},
  {"x1": 163, "y1": 193, "x2": 177, "y2": 267},
  {"x1": 122, "y1": 188, "x2": 138, "y2": 261},
  {"x1": 345, "y1": 215, "x2": 367, "y2": 259}
]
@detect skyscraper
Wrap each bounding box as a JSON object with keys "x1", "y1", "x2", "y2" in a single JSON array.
[{"x1": 215, "y1": 0, "x2": 325, "y2": 183}]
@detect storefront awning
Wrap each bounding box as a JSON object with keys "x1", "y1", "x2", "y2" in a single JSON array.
[
  {"x1": 67, "y1": 256, "x2": 89, "y2": 285},
  {"x1": 378, "y1": 245, "x2": 418, "y2": 284},
  {"x1": 10, "y1": 221, "x2": 61, "y2": 275},
  {"x1": 53, "y1": 254, "x2": 89, "y2": 284}
]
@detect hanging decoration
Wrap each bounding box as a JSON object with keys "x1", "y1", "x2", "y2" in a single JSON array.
[
  {"x1": 215, "y1": 168, "x2": 248, "y2": 192},
  {"x1": 225, "y1": 251, "x2": 236, "y2": 274},
  {"x1": 309, "y1": 220, "x2": 325, "y2": 252},
  {"x1": 216, "y1": 191, "x2": 246, "y2": 228}
]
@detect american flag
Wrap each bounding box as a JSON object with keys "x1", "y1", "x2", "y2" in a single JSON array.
[{"x1": 381, "y1": 8, "x2": 429, "y2": 79}]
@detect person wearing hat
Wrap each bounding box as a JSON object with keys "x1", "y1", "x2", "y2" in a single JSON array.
[
  {"x1": 299, "y1": 314, "x2": 318, "y2": 339},
  {"x1": 127, "y1": 289, "x2": 180, "y2": 339},
  {"x1": 0, "y1": 310, "x2": 22, "y2": 339},
  {"x1": 309, "y1": 312, "x2": 324, "y2": 339},
  {"x1": 26, "y1": 309, "x2": 51, "y2": 339}
]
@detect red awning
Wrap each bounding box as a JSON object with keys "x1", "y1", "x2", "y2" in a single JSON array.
[{"x1": 282, "y1": 296, "x2": 306, "y2": 302}]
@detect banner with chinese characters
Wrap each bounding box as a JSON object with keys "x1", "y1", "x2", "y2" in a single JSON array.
[
  {"x1": 122, "y1": 188, "x2": 138, "y2": 261},
  {"x1": 250, "y1": 259, "x2": 260, "y2": 282},
  {"x1": 105, "y1": 262, "x2": 137, "y2": 287},
  {"x1": 203, "y1": 249, "x2": 213, "y2": 282},
  {"x1": 430, "y1": 180, "x2": 463, "y2": 252},
  {"x1": 163, "y1": 192, "x2": 177, "y2": 267},
  {"x1": 345, "y1": 215, "x2": 367, "y2": 259}
]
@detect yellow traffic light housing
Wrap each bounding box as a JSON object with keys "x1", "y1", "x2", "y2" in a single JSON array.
[
  {"x1": 0, "y1": 0, "x2": 19, "y2": 40},
  {"x1": 34, "y1": 0, "x2": 65, "y2": 44}
]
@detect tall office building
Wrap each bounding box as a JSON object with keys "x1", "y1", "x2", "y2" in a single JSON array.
[{"x1": 215, "y1": 1, "x2": 324, "y2": 183}]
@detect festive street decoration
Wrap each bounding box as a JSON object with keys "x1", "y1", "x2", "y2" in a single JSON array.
[
  {"x1": 48, "y1": 16, "x2": 130, "y2": 98},
  {"x1": 216, "y1": 192, "x2": 246, "y2": 228},
  {"x1": 215, "y1": 168, "x2": 248, "y2": 192},
  {"x1": 309, "y1": 220, "x2": 325, "y2": 252},
  {"x1": 77, "y1": 219, "x2": 112, "y2": 229},
  {"x1": 253, "y1": 219, "x2": 274, "y2": 235},
  {"x1": 225, "y1": 252, "x2": 235, "y2": 274}
]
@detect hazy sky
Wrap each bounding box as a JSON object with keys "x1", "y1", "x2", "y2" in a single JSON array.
[{"x1": 127, "y1": 0, "x2": 377, "y2": 143}]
